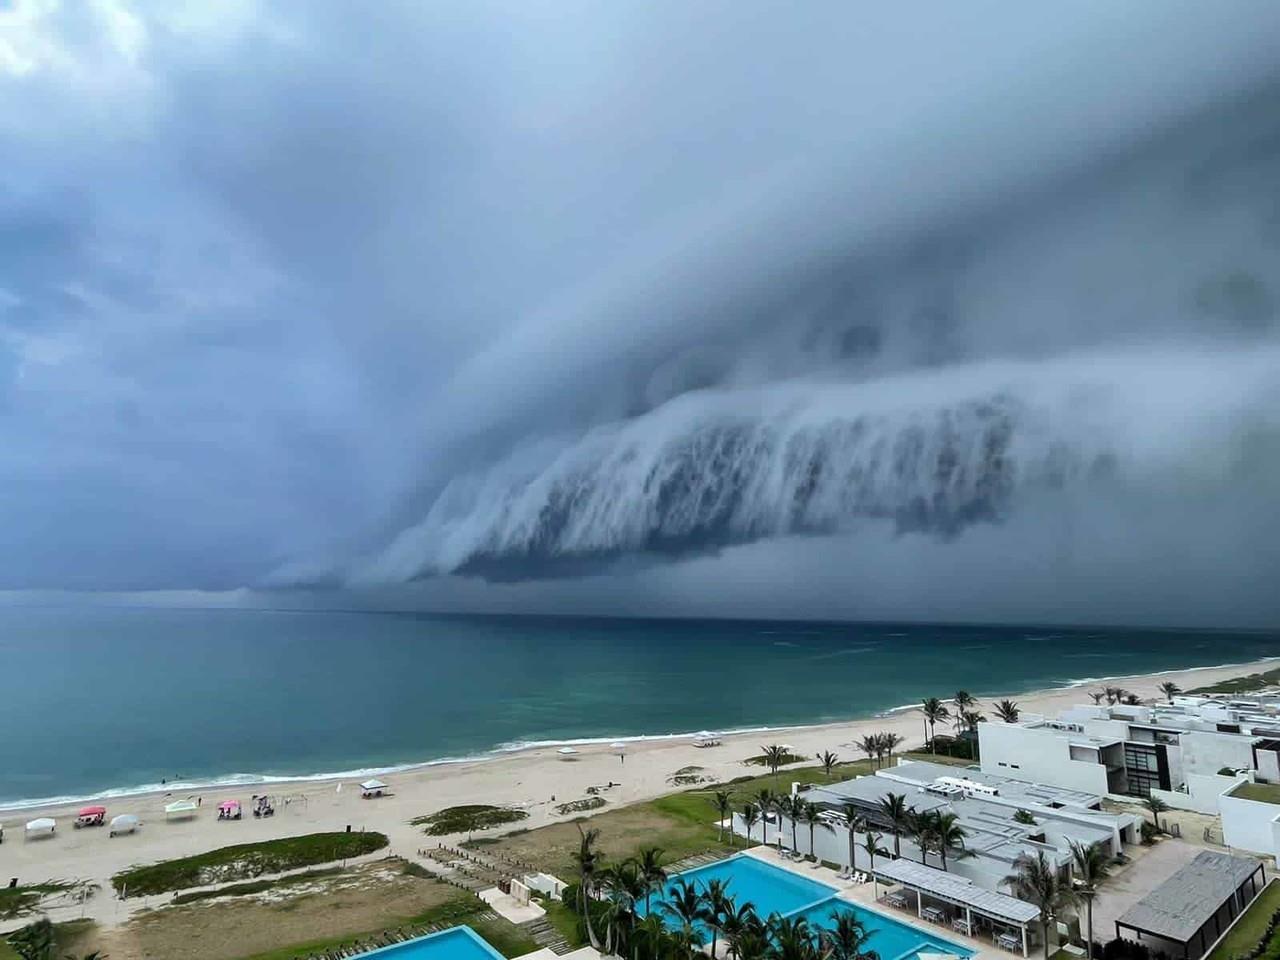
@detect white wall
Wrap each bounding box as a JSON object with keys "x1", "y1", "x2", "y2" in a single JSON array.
[
  {"x1": 1219, "y1": 787, "x2": 1280, "y2": 864},
  {"x1": 979, "y1": 723, "x2": 1111, "y2": 795},
  {"x1": 1151, "y1": 773, "x2": 1243, "y2": 815},
  {"x1": 1180, "y1": 731, "x2": 1257, "y2": 781}
]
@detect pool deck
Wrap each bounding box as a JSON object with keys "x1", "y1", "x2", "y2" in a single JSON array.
[{"x1": 736, "y1": 846, "x2": 1001, "y2": 960}]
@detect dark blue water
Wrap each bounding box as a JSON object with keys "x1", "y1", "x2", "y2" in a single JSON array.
[{"x1": 1, "y1": 606, "x2": 1277, "y2": 806}]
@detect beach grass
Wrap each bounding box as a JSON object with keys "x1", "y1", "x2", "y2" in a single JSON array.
[
  {"x1": 1208, "y1": 880, "x2": 1280, "y2": 960},
  {"x1": 1192, "y1": 667, "x2": 1280, "y2": 695},
  {"x1": 0, "y1": 881, "x2": 74, "y2": 921},
  {"x1": 113, "y1": 830, "x2": 388, "y2": 897},
  {"x1": 411, "y1": 804, "x2": 529, "y2": 836},
  {"x1": 169, "y1": 866, "x2": 346, "y2": 905}
]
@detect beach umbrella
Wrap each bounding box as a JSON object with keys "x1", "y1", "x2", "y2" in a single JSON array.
[{"x1": 610, "y1": 742, "x2": 627, "y2": 750}]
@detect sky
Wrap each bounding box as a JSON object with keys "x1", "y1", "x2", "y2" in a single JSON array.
[{"x1": 2, "y1": 1, "x2": 1280, "y2": 626}]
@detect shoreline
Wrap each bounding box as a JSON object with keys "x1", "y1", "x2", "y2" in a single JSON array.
[
  {"x1": 4, "y1": 653, "x2": 1275, "y2": 816},
  {"x1": 2, "y1": 654, "x2": 1276, "y2": 936}
]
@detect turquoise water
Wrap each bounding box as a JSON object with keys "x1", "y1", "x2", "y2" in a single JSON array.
[
  {"x1": 643, "y1": 856, "x2": 835, "y2": 921},
  {"x1": 352, "y1": 926, "x2": 502, "y2": 960},
  {"x1": 644, "y1": 855, "x2": 972, "y2": 960},
  {"x1": 1, "y1": 605, "x2": 1277, "y2": 806}
]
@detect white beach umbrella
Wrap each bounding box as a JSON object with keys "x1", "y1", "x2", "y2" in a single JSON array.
[{"x1": 610, "y1": 742, "x2": 627, "y2": 750}]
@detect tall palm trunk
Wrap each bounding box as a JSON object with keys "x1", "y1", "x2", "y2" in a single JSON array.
[{"x1": 1085, "y1": 898, "x2": 1094, "y2": 958}]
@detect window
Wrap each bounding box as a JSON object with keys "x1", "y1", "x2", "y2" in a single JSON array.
[{"x1": 1123, "y1": 742, "x2": 1169, "y2": 797}]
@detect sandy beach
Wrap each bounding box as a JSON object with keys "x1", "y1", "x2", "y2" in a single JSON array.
[{"x1": 1, "y1": 657, "x2": 1271, "y2": 933}]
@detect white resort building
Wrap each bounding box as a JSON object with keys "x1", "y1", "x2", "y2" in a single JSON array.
[
  {"x1": 978, "y1": 692, "x2": 1280, "y2": 863},
  {"x1": 732, "y1": 758, "x2": 1139, "y2": 894}
]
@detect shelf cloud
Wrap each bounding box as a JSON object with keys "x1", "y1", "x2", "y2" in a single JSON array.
[{"x1": 3, "y1": 1, "x2": 1279, "y2": 624}]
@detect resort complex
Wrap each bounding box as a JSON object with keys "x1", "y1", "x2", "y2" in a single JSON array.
[
  {"x1": 6, "y1": 669, "x2": 1280, "y2": 960},
  {"x1": 979, "y1": 691, "x2": 1280, "y2": 864}
]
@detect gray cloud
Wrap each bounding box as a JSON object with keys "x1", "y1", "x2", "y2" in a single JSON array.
[{"x1": 2, "y1": 1, "x2": 1279, "y2": 624}]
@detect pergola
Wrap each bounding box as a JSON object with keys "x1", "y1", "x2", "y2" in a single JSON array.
[
  {"x1": 1115, "y1": 851, "x2": 1265, "y2": 960},
  {"x1": 874, "y1": 858, "x2": 1041, "y2": 956}
]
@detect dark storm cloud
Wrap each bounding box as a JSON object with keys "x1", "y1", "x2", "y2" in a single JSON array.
[{"x1": 2, "y1": 1, "x2": 1280, "y2": 625}]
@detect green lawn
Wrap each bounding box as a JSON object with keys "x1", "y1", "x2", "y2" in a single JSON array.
[
  {"x1": 114, "y1": 830, "x2": 389, "y2": 897},
  {"x1": 1232, "y1": 783, "x2": 1280, "y2": 805},
  {"x1": 1192, "y1": 667, "x2": 1280, "y2": 695},
  {"x1": 240, "y1": 896, "x2": 488, "y2": 960},
  {"x1": 1208, "y1": 880, "x2": 1280, "y2": 960}
]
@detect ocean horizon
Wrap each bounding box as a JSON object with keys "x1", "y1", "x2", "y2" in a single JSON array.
[{"x1": 2, "y1": 605, "x2": 1278, "y2": 809}]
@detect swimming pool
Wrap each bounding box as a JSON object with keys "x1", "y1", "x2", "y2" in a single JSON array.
[
  {"x1": 351, "y1": 925, "x2": 505, "y2": 960},
  {"x1": 645, "y1": 855, "x2": 973, "y2": 960}
]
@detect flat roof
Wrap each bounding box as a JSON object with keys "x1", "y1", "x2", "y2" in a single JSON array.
[
  {"x1": 874, "y1": 857, "x2": 1040, "y2": 925},
  {"x1": 881, "y1": 759, "x2": 1105, "y2": 810},
  {"x1": 1117, "y1": 851, "x2": 1263, "y2": 943}
]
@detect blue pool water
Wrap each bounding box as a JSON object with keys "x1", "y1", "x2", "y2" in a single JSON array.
[
  {"x1": 645, "y1": 854, "x2": 835, "y2": 920},
  {"x1": 796, "y1": 899, "x2": 973, "y2": 960},
  {"x1": 353, "y1": 926, "x2": 503, "y2": 960},
  {"x1": 646, "y1": 855, "x2": 973, "y2": 960}
]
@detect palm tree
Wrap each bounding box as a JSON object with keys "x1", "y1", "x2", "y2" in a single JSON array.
[
  {"x1": 819, "y1": 750, "x2": 840, "y2": 781},
  {"x1": 663, "y1": 878, "x2": 709, "y2": 953},
  {"x1": 635, "y1": 913, "x2": 669, "y2": 960},
  {"x1": 858, "y1": 735, "x2": 878, "y2": 767},
  {"x1": 1122, "y1": 693, "x2": 1141, "y2": 705},
  {"x1": 879, "y1": 732, "x2": 904, "y2": 767},
  {"x1": 878, "y1": 792, "x2": 910, "y2": 859},
  {"x1": 920, "y1": 698, "x2": 950, "y2": 752},
  {"x1": 768, "y1": 915, "x2": 817, "y2": 960},
  {"x1": 574, "y1": 824, "x2": 605, "y2": 949},
  {"x1": 821, "y1": 910, "x2": 877, "y2": 960},
  {"x1": 1159, "y1": 681, "x2": 1181, "y2": 703},
  {"x1": 755, "y1": 788, "x2": 776, "y2": 820},
  {"x1": 636, "y1": 846, "x2": 666, "y2": 914},
  {"x1": 1089, "y1": 690, "x2": 1105, "y2": 705},
  {"x1": 779, "y1": 794, "x2": 802, "y2": 853},
  {"x1": 712, "y1": 791, "x2": 734, "y2": 843},
  {"x1": 841, "y1": 805, "x2": 863, "y2": 870},
  {"x1": 909, "y1": 809, "x2": 934, "y2": 866},
  {"x1": 803, "y1": 800, "x2": 822, "y2": 861},
  {"x1": 1004, "y1": 851, "x2": 1078, "y2": 960},
  {"x1": 761, "y1": 744, "x2": 788, "y2": 788},
  {"x1": 741, "y1": 803, "x2": 761, "y2": 847},
  {"x1": 1144, "y1": 795, "x2": 1169, "y2": 833},
  {"x1": 932, "y1": 811, "x2": 967, "y2": 872},
  {"x1": 994, "y1": 699, "x2": 1021, "y2": 723},
  {"x1": 861, "y1": 830, "x2": 889, "y2": 896},
  {"x1": 703, "y1": 878, "x2": 733, "y2": 960},
  {"x1": 1069, "y1": 840, "x2": 1111, "y2": 955},
  {"x1": 953, "y1": 691, "x2": 976, "y2": 732},
  {"x1": 601, "y1": 860, "x2": 645, "y2": 956},
  {"x1": 721, "y1": 900, "x2": 761, "y2": 960}
]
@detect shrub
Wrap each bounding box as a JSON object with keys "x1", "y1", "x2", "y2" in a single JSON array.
[
  {"x1": 1102, "y1": 937, "x2": 1150, "y2": 960},
  {"x1": 1013, "y1": 809, "x2": 1037, "y2": 825},
  {"x1": 1139, "y1": 820, "x2": 1159, "y2": 845},
  {"x1": 112, "y1": 831, "x2": 388, "y2": 896},
  {"x1": 411, "y1": 805, "x2": 529, "y2": 836}
]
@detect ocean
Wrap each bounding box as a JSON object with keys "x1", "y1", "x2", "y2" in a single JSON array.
[{"x1": 1, "y1": 605, "x2": 1277, "y2": 808}]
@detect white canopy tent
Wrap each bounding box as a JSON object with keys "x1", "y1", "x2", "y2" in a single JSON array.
[
  {"x1": 109, "y1": 814, "x2": 140, "y2": 836},
  {"x1": 25, "y1": 817, "x2": 56, "y2": 836},
  {"x1": 557, "y1": 747, "x2": 578, "y2": 759},
  {"x1": 360, "y1": 779, "x2": 387, "y2": 791},
  {"x1": 164, "y1": 799, "x2": 198, "y2": 818}
]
